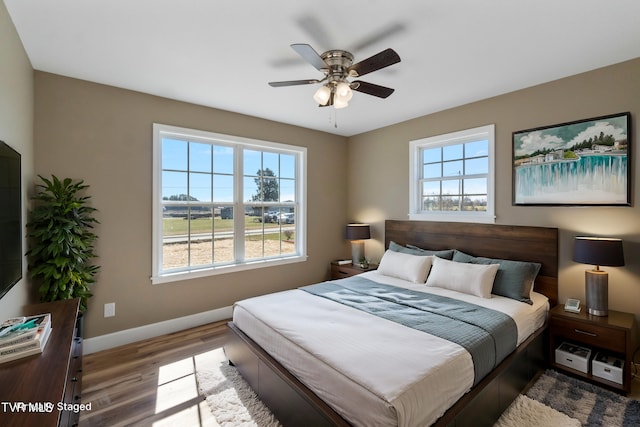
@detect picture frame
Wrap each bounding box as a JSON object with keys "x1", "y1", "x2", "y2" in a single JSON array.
[{"x1": 512, "y1": 112, "x2": 631, "y2": 206}]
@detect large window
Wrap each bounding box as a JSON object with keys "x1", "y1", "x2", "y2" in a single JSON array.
[
  {"x1": 409, "y1": 124, "x2": 495, "y2": 223},
  {"x1": 152, "y1": 124, "x2": 306, "y2": 283}
]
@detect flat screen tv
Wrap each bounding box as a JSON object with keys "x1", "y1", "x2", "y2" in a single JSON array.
[{"x1": 0, "y1": 140, "x2": 22, "y2": 299}]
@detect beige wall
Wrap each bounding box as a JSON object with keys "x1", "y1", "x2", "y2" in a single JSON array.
[
  {"x1": 34, "y1": 72, "x2": 348, "y2": 338},
  {"x1": 348, "y1": 58, "x2": 640, "y2": 318},
  {"x1": 0, "y1": 1, "x2": 35, "y2": 317}
]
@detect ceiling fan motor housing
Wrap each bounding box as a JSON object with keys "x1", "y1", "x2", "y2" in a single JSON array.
[{"x1": 321, "y1": 50, "x2": 354, "y2": 87}]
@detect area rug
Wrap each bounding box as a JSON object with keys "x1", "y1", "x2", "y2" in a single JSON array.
[
  {"x1": 197, "y1": 353, "x2": 638, "y2": 427},
  {"x1": 195, "y1": 348, "x2": 282, "y2": 427},
  {"x1": 494, "y1": 394, "x2": 580, "y2": 427},
  {"x1": 525, "y1": 369, "x2": 640, "y2": 427}
]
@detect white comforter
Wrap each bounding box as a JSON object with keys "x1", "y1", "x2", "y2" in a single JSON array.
[{"x1": 232, "y1": 271, "x2": 548, "y2": 427}]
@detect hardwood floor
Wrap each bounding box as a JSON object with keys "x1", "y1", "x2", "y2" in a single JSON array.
[{"x1": 80, "y1": 320, "x2": 231, "y2": 427}]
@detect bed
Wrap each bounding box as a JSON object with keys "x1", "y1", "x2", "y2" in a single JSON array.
[{"x1": 225, "y1": 220, "x2": 558, "y2": 426}]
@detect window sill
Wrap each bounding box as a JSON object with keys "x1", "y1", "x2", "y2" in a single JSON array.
[{"x1": 151, "y1": 255, "x2": 308, "y2": 285}]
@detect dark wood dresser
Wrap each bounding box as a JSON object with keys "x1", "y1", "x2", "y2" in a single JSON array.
[{"x1": 0, "y1": 298, "x2": 82, "y2": 426}]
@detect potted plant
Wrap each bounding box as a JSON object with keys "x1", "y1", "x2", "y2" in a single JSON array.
[{"x1": 26, "y1": 175, "x2": 100, "y2": 313}]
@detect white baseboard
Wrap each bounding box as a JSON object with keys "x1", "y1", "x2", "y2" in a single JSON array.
[{"x1": 83, "y1": 305, "x2": 233, "y2": 355}]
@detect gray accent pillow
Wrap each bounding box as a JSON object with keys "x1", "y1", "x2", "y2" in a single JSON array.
[
  {"x1": 389, "y1": 241, "x2": 455, "y2": 260},
  {"x1": 452, "y1": 250, "x2": 541, "y2": 304}
]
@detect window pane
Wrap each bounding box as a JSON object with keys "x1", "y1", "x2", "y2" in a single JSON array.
[
  {"x1": 462, "y1": 195, "x2": 487, "y2": 212},
  {"x1": 262, "y1": 177, "x2": 279, "y2": 202},
  {"x1": 189, "y1": 172, "x2": 211, "y2": 202},
  {"x1": 465, "y1": 140, "x2": 488, "y2": 157},
  {"x1": 442, "y1": 179, "x2": 461, "y2": 195},
  {"x1": 441, "y1": 195, "x2": 461, "y2": 211},
  {"x1": 245, "y1": 226, "x2": 264, "y2": 260},
  {"x1": 280, "y1": 208, "x2": 296, "y2": 255},
  {"x1": 443, "y1": 160, "x2": 463, "y2": 177},
  {"x1": 280, "y1": 178, "x2": 295, "y2": 202},
  {"x1": 214, "y1": 206, "x2": 234, "y2": 263},
  {"x1": 162, "y1": 210, "x2": 188, "y2": 270},
  {"x1": 162, "y1": 138, "x2": 187, "y2": 171},
  {"x1": 423, "y1": 163, "x2": 441, "y2": 179},
  {"x1": 189, "y1": 142, "x2": 211, "y2": 173},
  {"x1": 263, "y1": 152, "x2": 279, "y2": 177},
  {"x1": 189, "y1": 215, "x2": 213, "y2": 267},
  {"x1": 443, "y1": 144, "x2": 463, "y2": 161},
  {"x1": 463, "y1": 177, "x2": 487, "y2": 195},
  {"x1": 465, "y1": 157, "x2": 488, "y2": 175},
  {"x1": 162, "y1": 171, "x2": 187, "y2": 200},
  {"x1": 422, "y1": 181, "x2": 440, "y2": 196},
  {"x1": 423, "y1": 147, "x2": 441, "y2": 163},
  {"x1": 213, "y1": 174, "x2": 233, "y2": 202},
  {"x1": 422, "y1": 196, "x2": 440, "y2": 211},
  {"x1": 280, "y1": 154, "x2": 295, "y2": 179},
  {"x1": 244, "y1": 150, "x2": 261, "y2": 176},
  {"x1": 213, "y1": 145, "x2": 234, "y2": 175},
  {"x1": 244, "y1": 176, "x2": 259, "y2": 202},
  {"x1": 162, "y1": 241, "x2": 187, "y2": 271}
]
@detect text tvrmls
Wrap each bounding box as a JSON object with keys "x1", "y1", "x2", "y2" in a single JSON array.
[{"x1": 1, "y1": 401, "x2": 91, "y2": 413}]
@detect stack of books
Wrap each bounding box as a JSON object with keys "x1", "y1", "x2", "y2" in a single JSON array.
[{"x1": 0, "y1": 313, "x2": 52, "y2": 364}]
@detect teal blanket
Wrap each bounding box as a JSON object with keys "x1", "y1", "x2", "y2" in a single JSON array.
[{"x1": 301, "y1": 276, "x2": 517, "y2": 385}]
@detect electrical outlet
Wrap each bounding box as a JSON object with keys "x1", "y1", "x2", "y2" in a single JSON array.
[{"x1": 104, "y1": 302, "x2": 116, "y2": 318}]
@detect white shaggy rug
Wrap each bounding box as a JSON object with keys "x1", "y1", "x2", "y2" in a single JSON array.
[
  {"x1": 196, "y1": 348, "x2": 282, "y2": 427},
  {"x1": 494, "y1": 395, "x2": 581, "y2": 427}
]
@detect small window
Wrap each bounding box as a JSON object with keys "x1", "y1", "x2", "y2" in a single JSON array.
[
  {"x1": 410, "y1": 124, "x2": 495, "y2": 223},
  {"x1": 152, "y1": 124, "x2": 306, "y2": 283}
]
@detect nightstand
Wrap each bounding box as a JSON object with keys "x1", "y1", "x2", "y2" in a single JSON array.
[
  {"x1": 330, "y1": 262, "x2": 377, "y2": 280},
  {"x1": 549, "y1": 305, "x2": 638, "y2": 394}
]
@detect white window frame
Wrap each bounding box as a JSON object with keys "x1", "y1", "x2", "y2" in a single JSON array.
[
  {"x1": 152, "y1": 124, "x2": 307, "y2": 284},
  {"x1": 409, "y1": 124, "x2": 495, "y2": 223}
]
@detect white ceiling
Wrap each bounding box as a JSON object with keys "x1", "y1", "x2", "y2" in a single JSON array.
[{"x1": 5, "y1": 0, "x2": 640, "y2": 137}]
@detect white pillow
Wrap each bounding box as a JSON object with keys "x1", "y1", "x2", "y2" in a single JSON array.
[
  {"x1": 377, "y1": 250, "x2": 433, "y2": 283},
  {"x1": 426, "y1": 256, "x2": 499, "y2": 299}
]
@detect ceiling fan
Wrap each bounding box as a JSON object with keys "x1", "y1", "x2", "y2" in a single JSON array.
[{"x1": 268, "y1": 43, "x2": 401, "y2": 109}]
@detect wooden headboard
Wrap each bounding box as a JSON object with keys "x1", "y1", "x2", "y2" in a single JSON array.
[{"x1": 385, "y1": 220, "x2": 559, "y2": 306}]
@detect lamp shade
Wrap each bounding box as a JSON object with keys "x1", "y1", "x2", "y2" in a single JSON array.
[
  {"x1": 345, "y1": 224, "x2": 370, "y2": 240},
  {"x1": 573, "y1": 237, "x2": 624, "y2": 267}
]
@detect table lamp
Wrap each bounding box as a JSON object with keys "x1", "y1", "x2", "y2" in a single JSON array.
[
  {"x1": 345, "y1": 224, "x2": 370, "y2": 265},
  {"x1": 573, "y1": 236, "x2": 624, "y2": 316}
]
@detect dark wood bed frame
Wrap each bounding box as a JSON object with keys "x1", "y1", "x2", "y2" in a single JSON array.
[{"x1": 225, "y1": 220, "x2": 559, "y2": 426}]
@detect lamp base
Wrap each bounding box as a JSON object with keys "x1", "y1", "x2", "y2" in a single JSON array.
[
  {"x1": 585, "y1": 269, "x2": 608, "y2": 317},
  {"x1": 351, "y1": 241, "x2": 365, "y2": 265}
]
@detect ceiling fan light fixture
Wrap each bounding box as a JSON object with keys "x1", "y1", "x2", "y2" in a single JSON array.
[
  {"x1": 313, "y1": 85, "x2": 331, "y2": 105},
  {"x1": 335, "y1": 82, "x2": 353, "y2": 101},
  {"x1": 333, "y1": 97, "x2": 349, "y2": 109}
]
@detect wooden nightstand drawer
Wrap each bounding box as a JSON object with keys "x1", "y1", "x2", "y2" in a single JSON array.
[
  {"x1": 551, "y1": 317, "x2": 626, "y2": 353},
  {"x1": 548, "y1": 305, "x2": 637, "y2": 394}
]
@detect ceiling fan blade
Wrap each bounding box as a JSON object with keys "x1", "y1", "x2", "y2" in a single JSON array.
[
  {"x1": 349, "y1": 22, "x2": 406, "y2": 52},
  {"x1": 348, "y1": 48, "x2": 401, "y2": 77},
  {"x1": 291, "y1": 43, "x2": 327, "y2": 71},
  {"x1": 351, "y1": 80, "x2": 395, "y2": 98},
  {"x1": 269, "y1": 79, "x2": 321, "y2": 87}
]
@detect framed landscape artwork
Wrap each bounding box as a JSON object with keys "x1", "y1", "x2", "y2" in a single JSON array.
[{"x1": 513, "y1": 112, "x2": 631, "y2": 206}]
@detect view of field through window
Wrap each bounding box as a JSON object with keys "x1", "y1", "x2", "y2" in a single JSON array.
[
  {"x1": 161, "y1": 211, "x2": 296, "y2": 270},
  {"x1": 158, "y1": 131, "x2": 300, "y2": 274}
]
